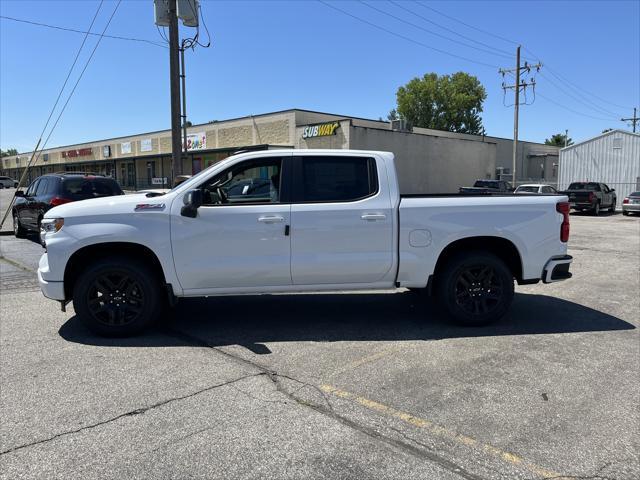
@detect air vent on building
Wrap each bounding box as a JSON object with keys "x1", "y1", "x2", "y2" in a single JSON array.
[
  {"x1": 390, "y1": 119, "x2": 411, "y2": 132},
  {"x1": 613, "y1": 136, "x2": 623, "y2": 149}
]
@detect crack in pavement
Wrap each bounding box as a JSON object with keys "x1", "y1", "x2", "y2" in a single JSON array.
[
  {"x1": 159, "y1": 327, "x2": 485, "y2": 480},
  {"x1": 0, "y1": 372, "x2": 266, "y2": 456}
]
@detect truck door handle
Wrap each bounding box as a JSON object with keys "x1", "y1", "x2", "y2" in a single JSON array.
[
  {"x1": 258, "y1": 215, "x2": 284, "y2": 223},
  {"x1": 361, "y1": 213, "x2": 386, "y2": 221}
]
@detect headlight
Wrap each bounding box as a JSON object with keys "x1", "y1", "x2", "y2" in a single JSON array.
[{"x1": 40, "y1": 217, "x2": 64, "y2": 235}]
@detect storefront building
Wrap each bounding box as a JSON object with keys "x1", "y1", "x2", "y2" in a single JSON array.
[{"x1": 1, "y1": 109, "x2": 558, "y2": 192}]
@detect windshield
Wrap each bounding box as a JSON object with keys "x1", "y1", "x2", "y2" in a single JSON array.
[
  {"x1": 474, "y1": 180, "x2": 499, "y2": 188},
  {"x1": 167, "y1": 155, "x2": 232, "y2": 193},
  {"x1": 568, "y1": 182, "x2": 599, "y2": 191},
  {"x1": 516, "y1": 186, "x2": 539, "y2": 193}
]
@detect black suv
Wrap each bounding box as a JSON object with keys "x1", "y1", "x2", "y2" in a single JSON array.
[{"x1": 12, "y1": 173, "x2": 124, "y2": 239}]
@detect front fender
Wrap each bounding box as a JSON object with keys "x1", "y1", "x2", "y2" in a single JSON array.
[{"x1": 41, "y1": 212, "x2": 181, "y2": 294}]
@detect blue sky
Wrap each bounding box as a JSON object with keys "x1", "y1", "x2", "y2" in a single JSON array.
[{"x1": 1, "y1": 0, "x2": 638, "y2": 153}]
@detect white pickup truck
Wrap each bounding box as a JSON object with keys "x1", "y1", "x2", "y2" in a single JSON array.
[{"x1": 37, "y1": 149, "x2": 573, "y2": 336}]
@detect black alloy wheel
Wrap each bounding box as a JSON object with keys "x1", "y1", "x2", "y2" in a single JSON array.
[
  {"x1": 454, "y1": 265, "x2": 503, "y2": 316},
  {"x1": 73, "y1": 257, "x2": 162, "y2": 336},
  {"x1": 13, "y1": 213, "x2": 26, "y2": 238},
  {"x1": 86, "y1": 270, "x2": 145, "y2": 327},
  {"x1": 437, "y1": 252, "x2": 514, "y2": 326}
]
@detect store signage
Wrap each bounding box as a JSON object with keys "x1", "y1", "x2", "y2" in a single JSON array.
[
  {"x1": 184, "y1": 132, "x2": 206, "y2": 151},
  {"x1": 302, "y1": 122, "x2": 340, "y2": 139},
  {"x1": 62, "y1": 148, "x2": 92, "y2": 158},
  {"x1": 152, "y1": 177, "x2": 168, "y2": 185},
  {"x1": 140, "y1": 138, "x2": 153, "y2": 152},
  {"x1": 121, "y1": 142, "x2": 132, "y2": 154},
  {"x1": 102, "y1": 145, "x2": 111, "y2": 158}
]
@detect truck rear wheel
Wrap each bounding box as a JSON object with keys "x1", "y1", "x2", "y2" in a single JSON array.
[
  {"x1": 72, "y1": 256, "x2": 162, "y2": 336},
  {"x1": 592, "y1": 202, "x2": 600, "y2": 216},
  {"x1": 436, "y1": 252, "x2": 514, "y2": 327}
]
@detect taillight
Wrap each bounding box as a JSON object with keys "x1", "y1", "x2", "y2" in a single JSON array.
[
  {"x1": 556, "y1": 202, "x2": 570, "y2": 243},
  {"x1": 50, "y1": 196, "x2": 72, "y2": 206},
  {"x1": 623, "y1": 197, "x2": 629, "y2": 204},
  {"x1": 588, "y1": 192, "x2": 595, "y2": 202}
]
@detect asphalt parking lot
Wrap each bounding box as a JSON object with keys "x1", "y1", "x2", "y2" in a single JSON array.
[{"x1": 0, "y1": 188, "x2": 638, "y2": 479}]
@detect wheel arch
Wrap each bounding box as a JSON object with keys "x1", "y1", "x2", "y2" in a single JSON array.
[
  {"x1": 64, "y1": 242, "x2": 167, "y2": 300},
  {"x1": 432, "y1": 236, "x2": 524, "y2": 286}
]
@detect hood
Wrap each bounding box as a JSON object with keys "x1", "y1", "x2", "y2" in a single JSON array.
[{"x1": 44, "y1": 193, "x2": 173, "y2": 218}]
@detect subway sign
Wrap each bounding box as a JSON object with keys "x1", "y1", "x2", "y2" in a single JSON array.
[{"x1": 302, "y1": 121, "x2": 340, "y2": 139}]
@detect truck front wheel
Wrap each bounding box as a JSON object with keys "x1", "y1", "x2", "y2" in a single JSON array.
[
  {"x1": 436, "y1": 252, "x2": 514, "y2": 327},
  {"x1": 72, "y1": 257, "x2": 162, "y2": 336}
]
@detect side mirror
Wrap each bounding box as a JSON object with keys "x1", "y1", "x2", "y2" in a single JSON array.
[
  {"x1": 15, "y1": 190, "x2": 24, "y2": 197},
  {"x1": 181, "y1": 189, "x2": 203, "y2": 218},
  {"x1": 611, "y1": 188, "x2": 615, "y2": 192}
]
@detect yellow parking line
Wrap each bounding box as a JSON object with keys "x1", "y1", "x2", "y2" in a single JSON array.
[
  {"x1": 320, "y1": 384, "x2": 562, "y2": 479},
  {"x1": 325, "y1": 348, "x2": 399, "y2": 379}
]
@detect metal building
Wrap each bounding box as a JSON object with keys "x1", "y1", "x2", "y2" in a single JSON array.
[{"x1": 558, "y1": 129, "x2": 640, "y2": 208}]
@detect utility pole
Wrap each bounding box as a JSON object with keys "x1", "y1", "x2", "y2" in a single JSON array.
[
  {"x1": 564, "y1": 129, "x2": 568, "y2": 148},
  {"x1": 499, "y1": 46, "x2": 542, "y2": 185},
  {"x1": 155, "y1": 0, "x2": 200, "y2": 179},
  {"x1": 168, "y1": 1, "x2": 183, "y2": 177},
  {"x1": 512, "y1": 46, "x2": 520, "y2": 186},
  {"x1": 621, "y1": 107, "x2": 638, "y2": 133},
  {"x1": 180, "y1": 42, "x2": 188, "y2": 158}
]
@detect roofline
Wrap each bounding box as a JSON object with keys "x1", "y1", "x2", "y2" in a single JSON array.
[
  {"x1": 4, "y1": 107, "x2": 556, "y2": 158},
  {"x1": 560, "y1": 128, "x2": 640, "y2": 151}
]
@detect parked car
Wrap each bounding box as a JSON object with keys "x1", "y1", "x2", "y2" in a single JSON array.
[
  {"x1": 0, "y1": 176, "x2": 18, "y2": 188},
  {"x1": 514, "y1": 184, "x2": 558, "y2": 195},
  {"x1": 622, "y1": 191, "x2": 640, "y2": 216},
  {"x1": 12, "y1": 173, "x2": 124, "y2": 240},
  {"x1": 37, "y1": 149, "x2": 573, "y2": 336},
  {"x1": 459, "y1": 179, "x2": 514, "y2": 194},
  {"x1": 558, "y1": 182, "x2": 616, "y2": 215}
]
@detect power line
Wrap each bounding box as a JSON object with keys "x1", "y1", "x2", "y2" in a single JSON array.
[
  {"x1": 523, "y1": 46, "x2": 632, "y2": 111},
  {"x1": 35, "y1": 1, "x2": 104, "y2": 158},
  {"x1": 392, "y1": 5, "x2": 632, "y2": 115},
  {"x1": 537, "y1": 92, "x2": 623, "y2": 122},
  {"x1": 388, "y1": 0, "x2": 514, "y2": 58},
  {"x1": 360, "y1": 1, "x2": 513, "y2": 60},
  {"x1": 33, "y1": 0, "x2": 123, "y2": 164},
  {"x1": 538, "y1": 72, "x2": 622, "y2": 119},
  {"x1": 0, "y1": 14, "x2": 167, "y2": 49},
  {"x1": 416, "y1": 1, "x2": 520, "y2": 47},
  {"x1": 316, "y1": 0, "x2": 500, "y2": 69}
]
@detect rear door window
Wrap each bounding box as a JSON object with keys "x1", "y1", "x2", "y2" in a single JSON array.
[
  {"x1": 35, "y1": 177, "x2": 49, "y2": 196},
  {"x1": 26, "y1": 179, "x2": 39, "y2": 197},
  {"x1": 295, "y1": 156, "x2": 378, "y2": 202}
]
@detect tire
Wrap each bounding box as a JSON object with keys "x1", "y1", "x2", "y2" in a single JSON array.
[
  {"x1": 72, "y1": 256, "x2": 163, "y2": 336},
  {"x1": 609, "y1": 199, "x2": 616, "y2": 213},
  {"x1": 0, "y1": 184, "x2": 4, "y2": 189},
  {"x1": 622, "y1": 210, "x2": 629, "y2": 216},
  {"x1": 13, "y1": 212, "x2": 27, "y2": 238},
  {"x1": 436, "y1": 252, "x2": 514, "y2": 327},
  {"x1": 592, "y1": 202, "x2": 600, "y2": 216}
]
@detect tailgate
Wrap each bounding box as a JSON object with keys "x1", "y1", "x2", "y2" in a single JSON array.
[{"x1": 566, "y1": 191, "x2": 591, "y2": 202}]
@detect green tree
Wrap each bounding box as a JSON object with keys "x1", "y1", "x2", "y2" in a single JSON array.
[
  {"x1": 0, "y1": 148, "x2": 17, "y2": 157},
  {"x1": 544, "y1": 133, "x2": 573, "y2": 147},
  {"x1": 392, "y1": 72, "x2": 487, "y2": 134}
]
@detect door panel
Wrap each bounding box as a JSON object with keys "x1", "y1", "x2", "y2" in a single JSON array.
[
  {"x1": 290, "y1": 156, "x2": 394, "y2": 285},
  {"x1": 170, "y1": 155, "x2": 292, "y2": 291},
  {"x1": 171, "y1": 205, "x2": 292, "y2": 290}
]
